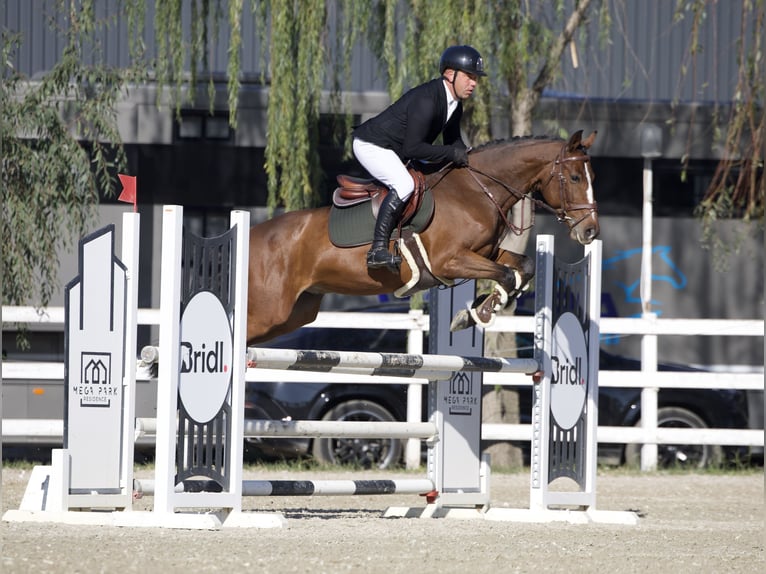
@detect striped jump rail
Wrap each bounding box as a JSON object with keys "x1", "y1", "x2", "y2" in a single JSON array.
[
  {"x1": 245, "y1": 348, "x2": 540, "y2": 379},
  {"x1": 134, "y1": 418, "x2": 438, "y2": 441},
  {"x1": 133, "y1": 478, "x2": 435, "y2": 497}
]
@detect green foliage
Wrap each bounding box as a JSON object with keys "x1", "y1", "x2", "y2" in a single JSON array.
[
  {"x1": 330, "y1": 1, "x2": 372, "y2": 157},
  {"x1": 2, "y1": 4, "x2": 131, "y2": 308},
  {"x1": 263, "y1": 0, "x2": 326, "y2": 211},
  {"x1": 678, "y1": 0, "x2": 765, "y2": 258},
  {"x1": 227, "y1": 0, "x2": 244, "y2": 122},
  {"x1": 18, "y1": 1, "x2": 762, "y2": 308},
  {"x1": 361, "y1": 0, "x2": 495, "y2": 141},
  {"x1": 154, "y1": 0, "x2": 184, "y2": 108},
  {"x1": 368, "y1": 0, "x2": 595, "y2": 139},
  {"x1": 3, "y1": 0, "x2": 605, "y2": 309}
]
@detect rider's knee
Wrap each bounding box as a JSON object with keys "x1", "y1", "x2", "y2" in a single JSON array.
[{"x1": 390, "y1": 178, "x2": 415, "y2": 201}]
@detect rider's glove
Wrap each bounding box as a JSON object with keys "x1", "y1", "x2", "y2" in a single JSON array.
[{"x1": 451, "y1": 146, "x2": 469, "y2": 167}]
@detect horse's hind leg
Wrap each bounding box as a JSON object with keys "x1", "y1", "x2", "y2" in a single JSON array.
[{"x1": 283, "y1": 291, "x2": 324, "y2": 336}]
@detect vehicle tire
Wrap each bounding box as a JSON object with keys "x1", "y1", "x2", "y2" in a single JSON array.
[
  {"x1": 312, "y1": 400, "x2": 403, "y2": 469},
  {"x1": 624, "y1": 406, "x2": 724, "y2": 468}
]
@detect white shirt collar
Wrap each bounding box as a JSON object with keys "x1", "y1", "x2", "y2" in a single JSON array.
[{"x1": 443, "y1": 80, "x2": 458, "y2": 122}]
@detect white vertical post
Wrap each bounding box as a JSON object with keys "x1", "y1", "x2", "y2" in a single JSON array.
[
  {"x1": 405, "y1": 310, "x2": 424, "y2": 470},
  {"x1": 640, "y1": 322, "x2": 659, "y2": 471},
  {"x1": 154, "y1": 206, "x2": 184, "y2": 515},
  {"x1": 640, "y1": 157, "x2": 654, "y2": 316},
  {"x1": 228, "y1": 210, "x2": 250, "y2": 512},
  {"x1": 121, "y1": 212, "x2": 140, "y2": 509},
  {"x1": 584, "y1": 239, "x2": 602, "y2": 495},
  {"x1": 640, "y1": 156, "x2": 659, "y2": 471},
  {"x1": 529, "y1": 234, "x2": 554, "y2": 511},
  {"x1": 47, "y1": 449, "x2": 70, "y2": 512}
]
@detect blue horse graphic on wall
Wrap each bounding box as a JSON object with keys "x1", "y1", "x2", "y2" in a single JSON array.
[
  {"x1": 602, "y1": 245, "x2": 687, "y2": 317},
  {"x1": 514, "y1": 244, "x2": 687, "y2": 334}
]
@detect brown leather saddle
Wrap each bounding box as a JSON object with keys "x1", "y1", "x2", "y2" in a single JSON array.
[{"x1": 332, "y1": 167, "x2": 427, "y2": 225}]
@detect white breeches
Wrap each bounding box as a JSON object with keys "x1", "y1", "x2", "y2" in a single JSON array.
[{"x1": 352, "y1": 138, "x2": 415, "y2": 200}]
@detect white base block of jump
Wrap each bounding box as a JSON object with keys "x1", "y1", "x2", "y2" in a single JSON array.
[
  {"x1": 4, "y1": 465, "x2": 286, "y2": 530},
  {"x1": 384, "y1": 505, "x2": 490, "y2": 519},
  {"x1": 484, "y1": 507, "x2": 639, "y2": 525},
  {"x1": 384, "y1": 505, "x2": 639, "y2": 525},
  {"x1": 112, "y1": 510, "x2": 287, "y2": 530}
]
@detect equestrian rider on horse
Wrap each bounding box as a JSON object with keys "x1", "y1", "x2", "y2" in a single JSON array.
[{"x1": 352, "y1": 45, "x2": 487, "y2": 272}]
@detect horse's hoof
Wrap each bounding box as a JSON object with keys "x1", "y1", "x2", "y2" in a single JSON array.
[
  {"x1": 469, "y1": 305, "x2": 496, "y2": 328},
  {"x1": 449, "y1": 309, "x2": 476, "y2": 332},
  {"x1": 490, "y1": 286, "x2": 509, "y2": 310}
]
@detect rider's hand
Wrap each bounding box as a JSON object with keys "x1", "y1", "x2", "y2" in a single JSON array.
[{"x1": 451, "y1": 146, "x2": 469, "y2": 167}]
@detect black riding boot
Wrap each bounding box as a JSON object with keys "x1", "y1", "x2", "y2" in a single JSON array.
[{"x1": 367, "y1": 191, "x2": 406, "y2": 272}]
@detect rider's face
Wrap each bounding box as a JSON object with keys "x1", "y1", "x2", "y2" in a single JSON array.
[{"x1": 446, "y1": 69, "x2": 479, "y2": 100}]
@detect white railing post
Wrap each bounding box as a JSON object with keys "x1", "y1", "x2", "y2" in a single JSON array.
[
  {"x1": 154, "y1": 205, "x2": 184, "y2": 515},
  {"x1": 640, "y1": 313, "x2": 659, "y2": 471},
  {"x1": 405, "y1": 309, "x2": 425, "y2": 470}
]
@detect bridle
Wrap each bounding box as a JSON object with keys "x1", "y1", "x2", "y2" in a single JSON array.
[
  {"x1": 543, "y1": 145, "x2": 598, "y2": 228},
  {"x1": 455, "y1": 143, "x2": 598, "y2": 235}
]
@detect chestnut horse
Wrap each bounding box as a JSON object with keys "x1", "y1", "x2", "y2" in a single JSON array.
[{"x1": 246, "y1": 130, "x2": 598, "y2": 344}]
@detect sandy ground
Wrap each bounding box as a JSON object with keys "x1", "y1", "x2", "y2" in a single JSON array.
[{"x1": 1, "y1": 465, "x2": 764, "y2": 574}]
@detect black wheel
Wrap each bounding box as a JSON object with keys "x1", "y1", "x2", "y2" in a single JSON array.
[
  {"x1": 624, "y1": 406, "x2": 724, "y2": 468},
  {"x1": 311, "y1": 400, "x2": 403, "y2": 469}
]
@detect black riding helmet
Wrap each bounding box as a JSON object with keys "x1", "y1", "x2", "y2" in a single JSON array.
[{"x1": 439, "y1": 45, "x2": 487, "y2": 77}]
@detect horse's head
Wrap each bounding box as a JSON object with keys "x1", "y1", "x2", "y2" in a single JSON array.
[
  {"x1": 536, "y1": 130, "x2": 600, "y2": 245},
  {"x1": 459, "y1": 132, "x2": 600, "y2": 246}
]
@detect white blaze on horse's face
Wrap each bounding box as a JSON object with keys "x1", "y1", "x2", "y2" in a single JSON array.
[
  {"x1": 568, "y1": 159, "x2": 600, "y2": 245},
  {"x1": 568, "y1": 163, "x2": 600, "y2": 245}
]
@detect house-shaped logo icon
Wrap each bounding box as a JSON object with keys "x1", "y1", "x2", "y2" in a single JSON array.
[{"x1": 77, "y1": 352, "x2": 113, "y2": 407}]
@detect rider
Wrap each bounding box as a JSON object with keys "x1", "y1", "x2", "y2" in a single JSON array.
[{"x1": 352, "y1": 45, "x2": 487, "y2": 272}]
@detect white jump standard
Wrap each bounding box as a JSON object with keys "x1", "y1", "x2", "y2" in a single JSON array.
[{"x1": 3, "y1": 204, "x2": 638, "y2": 529}]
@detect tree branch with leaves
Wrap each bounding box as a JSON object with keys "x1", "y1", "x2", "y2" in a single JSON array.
[
  {"x1": 1, "y1": 5, "x2": 132, "y2": 309},
  {"x1": 677, "y1": 0, "x2": 765, "y2": 258}
]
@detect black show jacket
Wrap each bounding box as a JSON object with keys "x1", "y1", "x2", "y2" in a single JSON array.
[{"x1": 353, "y1": 78, "x2": 465, "y2": 163}]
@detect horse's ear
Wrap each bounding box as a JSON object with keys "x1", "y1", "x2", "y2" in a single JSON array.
[
  {"x1": 566, "y1": 130, "x2": 584, "y2": 152},
  {"x1": 581, "y1": 131, "x2": 597, "y2": 150}
]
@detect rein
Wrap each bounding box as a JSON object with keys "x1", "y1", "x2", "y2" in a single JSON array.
[
  {"x1": 461, "y1": 144, "x2": 597, "y2": 235},
  {"x1": 464, "y1": 168, "x2": 532, "y2": 235}
]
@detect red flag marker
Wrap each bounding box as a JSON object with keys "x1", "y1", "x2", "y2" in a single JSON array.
[{"x1": 118, "y1": 174, "x2": 137, "y2": 212}]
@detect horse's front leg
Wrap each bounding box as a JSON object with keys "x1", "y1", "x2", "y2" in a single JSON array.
[
  {"x1": 442, "y1": 250, "x2": 534, "y2": 331},
  {"x1": 495, "y1": 249, "x2": 535, "y2": 300}
]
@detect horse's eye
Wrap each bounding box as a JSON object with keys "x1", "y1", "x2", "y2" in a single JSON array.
[{"x1": 570, "y1": 174, "x2": 581, "y2": 183}]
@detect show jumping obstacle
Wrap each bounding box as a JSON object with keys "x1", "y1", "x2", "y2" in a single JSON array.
[{"x1": 4, "y1": 204, "x2": 638, "y2": 529}]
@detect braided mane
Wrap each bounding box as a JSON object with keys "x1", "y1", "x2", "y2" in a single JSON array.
[{"x1": 471, "y1": 135, "x2": 562, "y2": 153}]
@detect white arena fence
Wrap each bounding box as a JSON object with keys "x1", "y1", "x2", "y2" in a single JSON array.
[{"x1": 3, "y1": 304, "x2": 763, "y2": 470}]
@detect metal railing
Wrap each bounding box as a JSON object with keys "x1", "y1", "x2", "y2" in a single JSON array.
[{"x1": 3, "y1": 306, "x2": 763, "y2": 470}]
